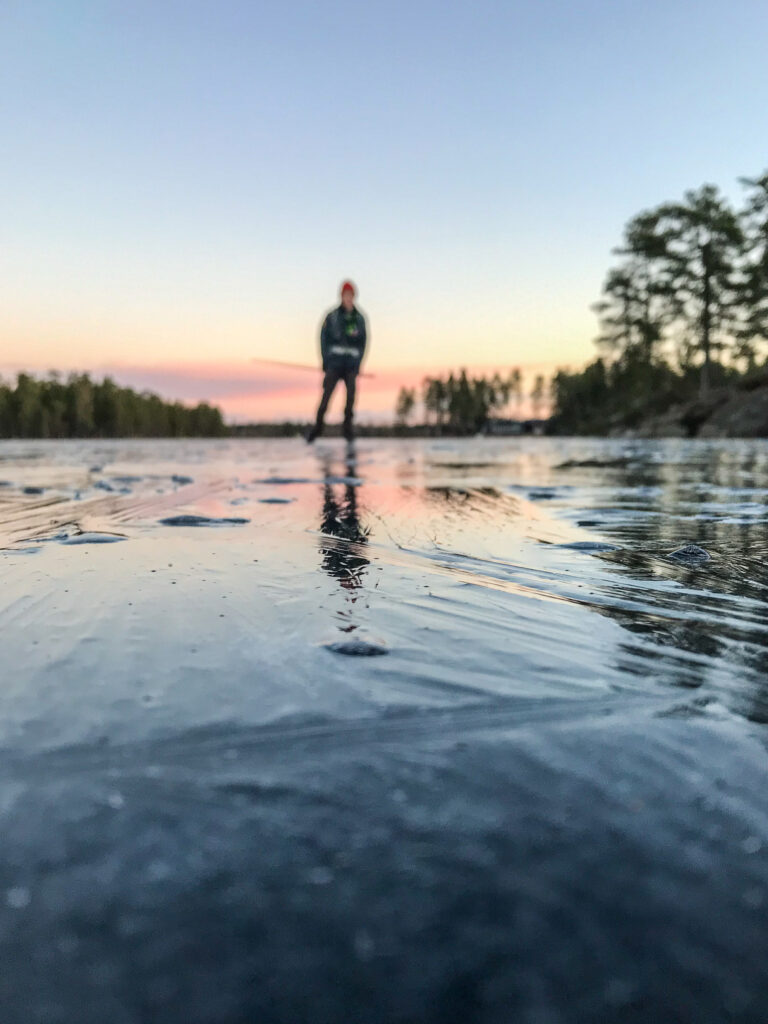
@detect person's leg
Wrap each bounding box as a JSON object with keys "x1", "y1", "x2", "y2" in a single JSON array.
[
  {"x1": 343, "y1": 370, "x2": 357, "y2": 441},
  {"x1": 308, "y1": 371, "x2": 339, "y2": 441}
]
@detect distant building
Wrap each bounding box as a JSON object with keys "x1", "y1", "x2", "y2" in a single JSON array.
[
  {"x1": 485, "y1": 418, "x2": 548, "y2": 436},
  {"x1": 485, "y1": 418, "x2": 523, "y2": 436}
]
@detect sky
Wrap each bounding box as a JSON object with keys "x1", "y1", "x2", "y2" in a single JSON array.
[{"x1": 2, "y1": 0, "x2": 768, "y2": 421}]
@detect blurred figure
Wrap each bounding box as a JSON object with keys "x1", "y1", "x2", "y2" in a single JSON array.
[{"x1": 307, "y1": 280, "x2": 367, "y2": 443}]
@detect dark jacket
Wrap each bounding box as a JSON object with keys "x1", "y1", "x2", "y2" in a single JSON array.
[{"x1": 320, "y1": 305, "x2": 367, "y2": 373}]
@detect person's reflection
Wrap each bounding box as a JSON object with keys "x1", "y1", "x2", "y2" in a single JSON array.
[{"x1": 318, "y1": 454, "x2": 370, "y2": 631}]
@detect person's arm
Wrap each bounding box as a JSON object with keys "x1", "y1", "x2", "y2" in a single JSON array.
[
  {"x1": 320, "y1": 313, "x2": 331, "y2": 371},
  {"x1": 356, "y1": 312, "x2": 367, "y2": 369}
]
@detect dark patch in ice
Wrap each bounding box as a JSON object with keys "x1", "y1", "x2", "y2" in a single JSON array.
[
  {"x1": 324, "y1": 475, "x2": 363, "y2": 486},
  {"x1": 0, "y1": 480, "x2": 12, "y2": 487},
  {"x1": 431, "y1": 462, "x2": 499, "y2": 469},
  {"x1": 428, "y1": 485, "x2": 469, "y2": 497},
  {"x1": 256, "y1": 476, "x2": 312, "y2": 485},
  {"x1": 94, "y1": 480, "x2": 115, "y2": 492},
  {"x1": 556, "y1": 542, "x2": 621, "y2": 552},
  {"x1": 527, "y1": 489, "x2": 557, "y2": 501},
  {"x1": 89, "y1": 465, "x2": 103, "y2": 473},
  {"x1": 112, "y1": 475, "x2": 143, "y2": 484},
  {"x1": 666, "y1": 544, "x2": 711, "y2": 565},
  {"x1": 258, "y1": 497, "x2": 295, "y2": 505},
  {"x1": 61, "y1": 533, "x2": 127, "y2": 545},
  {"x1": 159, "y1": 515, "x2": 250, "y2": 527},
  {"x1": 22, "y1": 486, "x2": 44, "y2": 495},
  {"x1": 324, "y1": 639, "x2": 388, "y2": 657},
  {"x1": 172, "y1": 475, "x2": 194, "y2": 485},
  {"x1": 655, "y1": 697, "x2": 713, "y2": 719},
  {"x1": 2, "y1": 546, "x2": 41, "y2": 555},
  {"x1": 215, "y1": 781, "x2": 297, "y2": 802},
  {"x1": 556, "y1": 457, "x2": 633, "y2": 470}
]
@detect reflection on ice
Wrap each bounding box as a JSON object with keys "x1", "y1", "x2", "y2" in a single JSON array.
[
  {"x1": 319, "y1": 454, "x2": 370, "y2": 586},
  {"x1": 318, "y1": 451, "x2": 371, "y2": 637},
  {"x1": 1, "y1": 436, "x2": 768, "y2": 734},
  {"x1": 159, "y1": 514, "x2": 250, "y2": 526}
]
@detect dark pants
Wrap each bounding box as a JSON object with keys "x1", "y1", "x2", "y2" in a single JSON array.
[{"x1": 314, "y1": 367, "x2": 357, "y2": 435}]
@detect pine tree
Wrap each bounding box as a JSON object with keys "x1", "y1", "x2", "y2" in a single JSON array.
[
  {"x1": 624, "y1": 186, "x2": 745, "y2": 394},
  {"x1": 530, "y1": 374, "x2": 547, "y2": 419},
  {"x1": 736, "y1": 171, "x2": 768, "y2": 369},
  {"x1": 395, "y1": 387, "x2": 416, "y2": 427}
]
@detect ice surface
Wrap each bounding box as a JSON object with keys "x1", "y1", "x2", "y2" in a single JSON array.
[{"x1": 2, "y1": 436, "x2": 768, "y2": 1021}]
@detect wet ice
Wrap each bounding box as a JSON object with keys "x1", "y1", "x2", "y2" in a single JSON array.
[{"x1": 1, "y1": 437, "x2": 768, "y2": 1022}]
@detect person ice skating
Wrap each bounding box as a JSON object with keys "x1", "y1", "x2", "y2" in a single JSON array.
[{"x1": 306, "y1": 281, "x2": 367, "y2": 443}]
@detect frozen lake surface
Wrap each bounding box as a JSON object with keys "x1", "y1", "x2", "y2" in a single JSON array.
[{"x1": 2, "y1": 436, "x2": 768, "y2": 1021}]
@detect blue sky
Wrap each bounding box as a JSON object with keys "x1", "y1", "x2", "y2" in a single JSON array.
[{"x1": 1, "y1": 0, "x2": 767, "y2": 418}]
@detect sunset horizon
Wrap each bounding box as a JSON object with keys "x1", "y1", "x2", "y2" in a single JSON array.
[
  {"x1": 6, "y1": 2, "x2": 765, "y2": 429},
  {"x1": 0, "y1": 355, "x2": 563, "y2": 423}
]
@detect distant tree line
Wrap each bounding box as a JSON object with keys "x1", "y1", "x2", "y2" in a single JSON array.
[
  {"x1": 231, "y1": 421, "x2": 442, "y2": 438},
  {"x1": 0, "y1": 372, "x2": 226, "y2": 438},
  {"x1": 395, "y1": 369, "x2": 548, "y2": 434},
  {"x1": 551, "y1": 170, "x2": 768, "y2": 433}
]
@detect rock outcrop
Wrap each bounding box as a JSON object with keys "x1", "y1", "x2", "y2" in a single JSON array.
[{"x1": 620, "y1": 375, "x2": 768, "y2": 438}]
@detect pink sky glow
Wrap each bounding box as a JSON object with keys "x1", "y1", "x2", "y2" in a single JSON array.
[
  {"x1": 1, "y1": 360, "x2": 561, "y2": 423},
  {"x1": 100, "y1": 360, "x2": 561, "y2": 423}
]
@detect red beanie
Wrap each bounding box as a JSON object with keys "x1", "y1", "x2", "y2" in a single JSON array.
[{"x1": 340, "y1": 280, "x2": 356, "y2": 297}]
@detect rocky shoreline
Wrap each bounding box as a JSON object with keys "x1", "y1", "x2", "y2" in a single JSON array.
[{"x1": 618, "y1": 373, "x2": 768, "y2": 438}]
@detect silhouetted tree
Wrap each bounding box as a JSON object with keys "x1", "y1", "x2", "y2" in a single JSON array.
[
  {"x1": 0, "y1": 373, "x2": 226, "y2": 438},
  {"x1": 593, "y1": 245, "x2": 671, "y2": 367},
  {"x1": 736, "y1": 171, "x2": 768, "y2": 368},
  {"x1": 395, "y1": 386, "x2": 416, "y2": 427},
  {"x1": 508, "y1": 368, "x2": 523, "y2": 414},
  {"x1": 530, "y1": 374, "x2": 547, "y2": 419},
  {"x1": 626, "y1": 186, "x2": 744, "y2": 394},
  {"x1": 416, "y1": 370, "x2": 521, "y2": 434},
  {"x1": 550, "y1": 360, "x2": 611, "y2": 435},
  {"x1": 552, "y1": 171, "x2": 768, "y2": 434}
]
